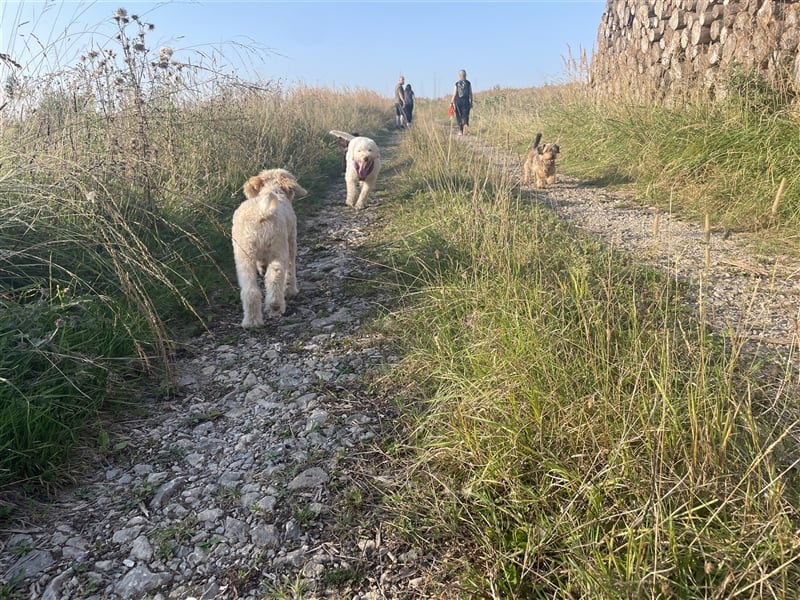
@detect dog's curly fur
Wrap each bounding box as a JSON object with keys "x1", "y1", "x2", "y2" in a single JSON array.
[
  {"x1": 523, "y1": 132, "x2": 560, "y2": 189},
  {"x1": 231, "y1": 168, "x2": 307, "y2": 328},
  {"x1": 329, "y1": 130, "x2": 381, "y2": 210}
]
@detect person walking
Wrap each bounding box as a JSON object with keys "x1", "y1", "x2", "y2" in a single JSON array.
[
  {"x1": 394, "y1": 75, "x2": 406, "y2": 129},
  {"x1": 403, "y1": 83, "x2": 415, "y2": 126},
  {"x1": 450, "y1": 69, "x2": 473, "y2": 135}
]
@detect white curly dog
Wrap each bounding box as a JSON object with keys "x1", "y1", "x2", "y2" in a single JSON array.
[
  {"x1": 231, "y1": 168, "x2": 308, "y2": 328},
  {"x1": 329, "y1": 130, "x2": 381, "y2": 210}
]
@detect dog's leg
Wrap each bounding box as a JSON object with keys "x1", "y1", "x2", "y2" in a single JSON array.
[
  {"x1": 241, "y1": 286, "x2": 264, "y2": 328},
  {"x1": 286, "y1": 230, "x2": 299, "y2": 298},
  {"x1": 354, "y1": 180, "x2": 371, "y2": 210},
  {"x1": 238, "y1": 266, "x2": 264, "y2": 328},
  {"x1": 355, "y1": 169, "x2": 379, "y2": 210},
  {"x1": 523, "y1": 160, "x2": 531, "y2": 185},
  {"x1": 345, "y1": 175, "x2": 357, "y2": 207},
  {"x1": 234, "y1": 247, "x2": 264, "y2": 328},
  {"x1": 263, "y1": 259, "x2": 287, "y2": 315}
]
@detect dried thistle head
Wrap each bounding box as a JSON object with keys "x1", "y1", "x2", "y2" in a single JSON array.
[{"x1": 114, "y1": 7, "x2": 130, "y2": 24}]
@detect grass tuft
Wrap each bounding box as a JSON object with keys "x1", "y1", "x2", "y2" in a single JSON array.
[{"x1": 371, "y1": 107, "x2": 800, "y2": 597}]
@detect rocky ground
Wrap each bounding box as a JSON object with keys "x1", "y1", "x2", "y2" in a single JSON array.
[
  {"x1": 2, "y1": 127, "x2": 800, "y2": 600},
  {"x1": 0, "y1": 134, "x2": 436, "y2": 600}
]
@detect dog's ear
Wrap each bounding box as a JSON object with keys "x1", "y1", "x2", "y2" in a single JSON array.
[
  {"x1": 276, "y1": 172, "x2": 308, "y2": 200},
  {"x1": 243, "y1": 175, "x2": 264, "y2": 200}
]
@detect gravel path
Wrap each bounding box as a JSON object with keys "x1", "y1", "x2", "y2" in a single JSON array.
[
  {"x1": 0, "y1": 134, "x2": 434, "y2": 600},
  {"x1": 2, "y1": 127, "x2": 800, "y2": 599}
]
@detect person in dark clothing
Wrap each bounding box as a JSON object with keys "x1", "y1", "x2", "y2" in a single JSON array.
[
  {"x1": 403, "y1": 83, "x2": 415, "y2": 126},
  {"x1": 450, "y1": 69, "x2": 473, "y2": 135}
]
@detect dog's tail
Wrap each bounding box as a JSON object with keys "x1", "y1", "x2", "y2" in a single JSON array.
[
  {"x1": 257, "y1": 191, "x2": 282, "y2": 218},
  {"x1": 244, "y1": 175, "x2": 283, "y2": 216},
  {"x1": 532, "y1": 132, "x2": 542, "y2": 150},
  {"x1": 329, "y1": 130, "x2": 356, "y2": 142}
]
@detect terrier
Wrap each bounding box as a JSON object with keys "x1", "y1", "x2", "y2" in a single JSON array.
[{"x1": 523, "y1": 132, "x2": 560, "y2": 189}]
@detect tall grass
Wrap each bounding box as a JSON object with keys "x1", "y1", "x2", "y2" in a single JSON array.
[
  {"x1": 471, "y1": 69, "x2": 800, "y2": 254},
  {"x1": 0, "y1": 7, "x2": 389, "y2": 495},
  {"x1": 373, "y1": 109, "x2": 800, "y2": 597}
]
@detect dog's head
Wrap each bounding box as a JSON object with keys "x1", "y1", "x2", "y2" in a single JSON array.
[
  {"x1": 349, "y1": 137, "x2": 379, "y2": 181},
  {"x1": 538, "y1": 143, "x2": 560, "y2": 167},
  {"x1": 243, "y1": 168, "x2": 308, "y2": 202}
]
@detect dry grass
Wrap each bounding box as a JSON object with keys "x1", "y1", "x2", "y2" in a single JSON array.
[
  {"x1": 366, "y1": 104, "x2": 800, "y2": 598},
  {"x1": 0, "y1": 6, "x2": 390, "y2": 495}
]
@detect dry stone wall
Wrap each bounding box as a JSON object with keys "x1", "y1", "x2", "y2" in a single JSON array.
[{"x1": 590, "y1": 0, "x2": 800, "y2": 101}]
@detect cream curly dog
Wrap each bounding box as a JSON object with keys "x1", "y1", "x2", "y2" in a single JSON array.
[
  {"x1": 232, "y1": 168, "x2": 308, "y2": 328},
  {"x1": 523, "y1": 132, "x2": 560, "y2": 189},
  {"x1": 329, "y1": 130, "x2": 381, "y2": 210}
]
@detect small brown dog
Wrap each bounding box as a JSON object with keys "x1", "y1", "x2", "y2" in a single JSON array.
[{"x1": 523, "y1": 132, "x2": 560, "y2": 189}]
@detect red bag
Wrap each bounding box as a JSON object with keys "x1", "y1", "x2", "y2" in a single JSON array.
[{"x1": 448, "y1": 104, "x2": 455, "y2": 118}]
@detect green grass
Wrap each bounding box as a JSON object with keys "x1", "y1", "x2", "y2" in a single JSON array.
[
  {"x1": 368, "y1": 107, "x2": 800, "y2": 597},
  {"x1": 471, "y1": 69, "x2": 800, "y2": 255}
]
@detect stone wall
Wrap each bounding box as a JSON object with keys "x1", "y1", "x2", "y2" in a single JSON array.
[{"x1": 589, "y1": 0, "x2": 800, "y2": 101}]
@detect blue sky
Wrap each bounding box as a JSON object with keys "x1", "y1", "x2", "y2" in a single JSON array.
[{"x1": 1, "y1": 1, "x2": 606, "y2": 99}]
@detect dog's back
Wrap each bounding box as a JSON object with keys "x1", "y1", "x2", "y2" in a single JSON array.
[
  {"x1": 241, "y1": 177, "x2": 283, "y2": 220},
  {"x1": 232, "y1": 168, "x2": 307, "y2": 327},
  {"x1": 235, "y1": 169, "x2": 306, "y2": 253}
]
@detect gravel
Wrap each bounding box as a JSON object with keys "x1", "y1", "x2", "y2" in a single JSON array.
[{"x1": 2, "y1": 129, "x2": 799, "y2": 599}]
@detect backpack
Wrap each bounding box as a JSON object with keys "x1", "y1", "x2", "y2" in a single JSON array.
[
  {"x1": 404, "y1": 88, "x2": 414, "y2": 106},
  {"x1": 455, "y1": 79, "x2": 471, "y2": 100}
]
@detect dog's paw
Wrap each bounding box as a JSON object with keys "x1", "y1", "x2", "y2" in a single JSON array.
[
  {"x1": 268, "y1": 301, "x2": 286, "y2": 315},
  {"x1": 241, "y1": 317, "x2": 264, "y2": 329}
]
